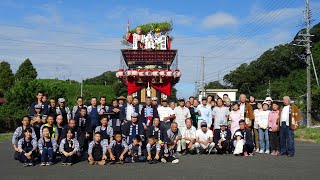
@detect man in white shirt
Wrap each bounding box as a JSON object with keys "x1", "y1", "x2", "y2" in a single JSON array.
[
  {"x1": 195, "y1": 121, "x2": 215, "y2": 154},
  {"x1": 157, "y1": 99, "x2": 175, "y2": 130},
  {"x1": 180, "y1": 118, "x2": 196, "y2": 155},
  {"x1": 197, "y1": 97, "x2": 212, "y2": 129},
  {"x1": 174, "y1": 99, "x2": 191, "y2": 130},
  {"x1": 279, "y1": 96, "x2": 302, "y2": 157}
]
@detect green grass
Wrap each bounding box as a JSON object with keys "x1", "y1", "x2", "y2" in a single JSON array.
[
  {"x1": 0, "y1": 133, "x2": 12, "y2": 141},
  {"x1": 295, "y1": 128, "x2": 320, "y2": 143}
]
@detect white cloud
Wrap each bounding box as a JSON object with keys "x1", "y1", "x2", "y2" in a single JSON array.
[{"x1": 201, "y1": 12, "x2": 238, "y2": 28}]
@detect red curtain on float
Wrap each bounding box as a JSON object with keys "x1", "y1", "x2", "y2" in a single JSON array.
[
  {"x1": 127, "y1": 77, "x2": 172, "y2": 96},
  {"x1": 127, "y1": 77, "x2": 143, "y2": 94},
  {"x1": 151, "y1": 78, "x2": 171, "y2": 96}
]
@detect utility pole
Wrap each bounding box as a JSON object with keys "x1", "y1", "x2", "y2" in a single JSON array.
[
  {"x1": 293, "y1": 0, "x2": 313, "y2": 127},
  {"x1": 306, "y1": 0, "x2": 312, "y2": 128},
  {"x1": 201, "y1": 56, "x2": 205, "y2": 97},
  {"x1": 267, "y1": 79, "x2": 271, "y2": 97}
]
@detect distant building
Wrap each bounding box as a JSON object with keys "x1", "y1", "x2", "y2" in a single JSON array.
[{"x1": 199, "y1": 89, "x2": 238, "y2": 101}]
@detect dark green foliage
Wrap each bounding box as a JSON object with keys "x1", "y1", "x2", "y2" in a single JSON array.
[
  {"x1": 0, "y1": 61, "x2": 14, "y2": 96},
  {"x1": 129, "y1": 21, "x2": 173, "y2": 35},
  {"x1": 15, "y1": 58, "x2": 37, "y2": 81},
  {"x1": 220, "y1": 22, "x2": 320, "y2": 121}
]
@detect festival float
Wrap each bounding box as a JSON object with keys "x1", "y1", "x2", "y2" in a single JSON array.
[{"x1": 116, "y1": 21, "x2": 181, "y2": 102}]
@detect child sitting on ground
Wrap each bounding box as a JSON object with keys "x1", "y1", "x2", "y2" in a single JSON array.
[
  {"x1": 108, "y1": 132, "x2": 128, "y2": 164},
  {"x1": 38, "y1": 126, "x2": 58, "y2": 166},
  {"x1": 59, "y1": 128, "x2": 80, "y2": 166},
  {"x1": 87, "y1": 132, "x2": 108, "y2": 165},
  {"x1": 17, "y1": 127, "x2": 37, "y2": 167},
  {"x1": 126, "y1": 135, "x2": 145, "y2": 163},
  {"x1": 146, "y1": 135, "x2": 161, "y2": 164},
  {"x1": 161, "y1": 141, "x2": 179, "y2": 164}
]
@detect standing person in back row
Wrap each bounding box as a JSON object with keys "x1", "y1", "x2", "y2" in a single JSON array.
[
  {"x1": 212, "y1": 98, "x2": 230, "y2": 132},
  {"x1": 197, "y1": 97, "x2": 212, "y2": 129},
  {"x1": 278, "y1": 96, "x2": 302, "y2": 157},
  {"x1": 174, "y1": 98, "x2": 191, "y2": 130},
  {"x1": 72, "y1": 97, "x2": 87, "y2": 119},
  {"x1": 239, "y1": 94, "x2": 254, "y2": 129},
  {"x1": 120, "y1": 95, "x2": 140, "y2": 124},
  {"x1": 87, "y1": 97, "x2": 99, "y2": 131},
  {"x1": 56, "y1": 98, "x2": 71, "y2": 126}
]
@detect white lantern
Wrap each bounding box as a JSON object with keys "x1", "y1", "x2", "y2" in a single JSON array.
[
  {"x1": 165, "y1": 70, "x2": 172, "y2": 77},
  {"x1": 173, "y1": 70, "x2": 181, "y2": 78},
  {"x1": 124, "y1": 69, "x2": 132, "y2": 76},
  {"x1": 132, "y1": 69, "x2": 138, "y2": 76},
  {"x1": 116, "y1": 70, "x2": 124, "y2": 78},
  {"x1": 138, "y1": 69, "x2": 145, "y2": 77},
  {"x1": 152, "y1": 70, "x2": 160, "y2": 77},
  {"x1": 159, "y1": 70, "x2": 166, "y2": 77},
  {"x1": 145, "y1": 70, "x2": 152, "y2": 76}
]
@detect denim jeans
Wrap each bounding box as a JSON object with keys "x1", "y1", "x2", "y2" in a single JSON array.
[
  {"x1": 280, "y1": 122, "x2": 295, "y2": 155},
  {"x1": 259, "y1": 128, "x2": 270, "y2": 151},
  {"x1": 41, "y1": 147, "x2": 54, "y2": 162}
]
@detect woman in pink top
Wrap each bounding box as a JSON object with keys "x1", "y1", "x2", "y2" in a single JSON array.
[
  {"x1": 229, "y1": 103, "x2": 242, "y2": 137},
  {"x1": 268, "y1": 103, "x2": 280, "y2": 155}
]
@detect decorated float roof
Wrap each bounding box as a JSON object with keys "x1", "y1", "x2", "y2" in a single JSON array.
[{"x1": 121, "y1": 49, "x2": 177, "y2": 67}]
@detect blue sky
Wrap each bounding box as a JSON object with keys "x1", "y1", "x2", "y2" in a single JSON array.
[{"x1": 1, "y1": 0, "x2": 320, "y2": 98}]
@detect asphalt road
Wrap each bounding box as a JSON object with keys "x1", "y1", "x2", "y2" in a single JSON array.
[{"x1": 1, "y1": 140, "x2": 319, "y2": 180}]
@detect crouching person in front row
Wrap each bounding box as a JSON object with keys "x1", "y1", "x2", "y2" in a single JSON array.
[
  {"x1": 108, "y1": 132, "x2": 128, "y2": 164},
  {"x1": 59, "y1": 128, "x2": 80, "y2": 166},
  {"x1": 195, "y1": 121, "x2": 215, "y2": 154},
  {"x1": 214, "y1": 123, "x2": 232, "y2": 155},
  {"x1": 126, "y1": 135, "x2": 145, "y2": 163},
  {"x1": 88, "y1": 132, "x2": 108, "y2": 165},
  {"x1": 161, "y1": 141, "x2": 179, "y2": 164},
  {"x1": 17, "y1": 127, "x2": 37, "y2": 167},
  {"x1": 38, "y1": 126, "x2": 58, "y2": 166},
  {"x1": 146, "y1": 135, "x2": 162, "y2": 164}
]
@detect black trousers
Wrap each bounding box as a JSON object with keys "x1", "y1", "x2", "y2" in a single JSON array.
[
  {"x1": 269, "y1": 131, "x2": 279, "y2": 151},
  {"x1": 215, "y1": 140, "x2": 231, "y2": 154},
  {"x1": 243, "y1": 143, "x2": 254, "y2": 153},
  {"x1": 61, "y1": 154, "x2": 77, "y2": 163}
]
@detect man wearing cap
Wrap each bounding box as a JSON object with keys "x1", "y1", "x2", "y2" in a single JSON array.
[
  {"x1": 123, "y1": 112, "x2": 145, "y2": 145},
  {"x1": 174, "y1": 98, "x2": 191, "y2": 130},
  {"x1": 214, "y1": 123, "x2": 232, "y2": 154},
  {"x1": 239, "y1": 94, "x2": 254, "y2": 129},
  {"x1": 157, "y1": 98, "x2": 175, "y2": 130},
  {"x1": 278, "y1": 96, "x2": 302, "y2": 157},
  {"x1": 140, "y1": 97, "x2": 158, "y2": 128},
  {"x1": 56, "y1": 98, "x2": 71, "y2": 126},
  {"x1": 212, "y1": 98, "x2": 230, "y2": 132},
  {"x1": 117, "y1": 96, "x2": 126, "y2": 108},
  {"x1": 197, "y1": 97, "x2": 212, "y2": 129},
  {"x1": 120, "y1": 95, "x2": 140, "y2": 124},
  {"x1": 195, "y1": 121, "x2": 215, "y2": 154},
  {"x1": 151, "y1": 97, "x2": 159, "y2": 108}
]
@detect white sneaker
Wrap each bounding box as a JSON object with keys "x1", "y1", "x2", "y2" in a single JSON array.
[
  {"x1": 265, "y1": 150, "x2": 270, "y2": 154},
  {"x1": 255, "y1": 149, "x2": 260, "y2": 153},
  {"x1": 161, "y1": 158, "x2": 167, "y2": 163},
  {"x1": 172, "y1": 159, "x2": 179, "y2": 164},
  {"x1": 259, "y1": 150, "x2": 264, "y2": 154}
]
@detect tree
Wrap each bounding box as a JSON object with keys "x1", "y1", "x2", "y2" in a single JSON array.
[
  {"x1": 15, "y1": 58, "x2": 37, "y2": 81},
  {"x1": 0, "y1": 61, "x2": 14, "y2": 96},
  {"x1": 205, "y1": 81, "x2": 227, "y2": 89}
]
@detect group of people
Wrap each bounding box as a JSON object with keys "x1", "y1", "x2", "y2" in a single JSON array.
[{"x1": 12, "y1": 91, "x2": 302, "y2": 167}]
